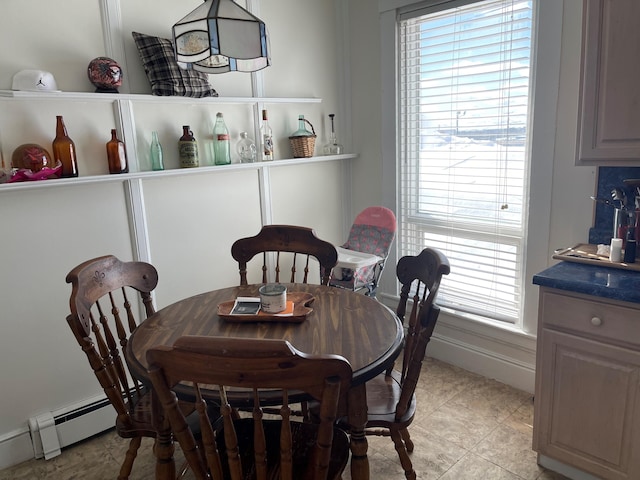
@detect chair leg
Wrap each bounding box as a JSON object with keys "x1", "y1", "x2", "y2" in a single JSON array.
[
  {"x1": 118, "y1": 436, "x2": 141, "y2": 480},
  {"x1": 400, "y1": 427, "x2": 414, "y2": 452},
  {"x1": 390, "y1": 430, "x2": 416, "y2": 480}
]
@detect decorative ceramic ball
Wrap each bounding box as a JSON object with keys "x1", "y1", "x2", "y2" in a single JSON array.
[
  {"x1": 11, "y1": 144, "x2": 53, "y2": 172},
  {"x1": 87, "y1": 57, "x2": 123, "y2": 93}
]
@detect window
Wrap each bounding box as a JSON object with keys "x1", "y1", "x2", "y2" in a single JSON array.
[{"x1": 398, "y1": 0, "x2": 533, "y2": 324}]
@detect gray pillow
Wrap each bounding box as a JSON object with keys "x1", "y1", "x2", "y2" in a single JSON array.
[{"x1": 132, "y1": 31, "x2": 218, "y2": 97}]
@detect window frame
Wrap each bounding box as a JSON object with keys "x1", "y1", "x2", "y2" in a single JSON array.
[
  {"x1": 399, "y1": 0, "x2": 533, "y2": 325},
  {"x1": 379, "y1": 0, "x2": 562, "y2": 335}
]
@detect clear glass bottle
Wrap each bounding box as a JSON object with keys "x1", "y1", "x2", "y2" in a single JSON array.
[
  {"x1": 179, "y1": 125, "x2": 199, "y2": 168},
  {"x1": 260, "y1": 109, "x2": 274, "y2": 161},
  {"x1": 52, "y1": 115, "x2": 79, "y2": 177},
  {"x1": 106, "y1": 129, "x2": 128, "y2": 174},
  {"x1": 213, "y1": 112, "x2": 231, "y2": 165},
  {"x1": 236, "y1": 132, "x2": 257, "y2": 163},
  {"x1": 150, "y1": 131, "x2": 164, "y2": 171},
  {"x1": 323, "y1": 113, "x2": 344, "y2": 155}
]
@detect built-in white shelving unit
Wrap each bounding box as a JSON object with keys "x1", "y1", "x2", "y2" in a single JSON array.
[{"x1": 0, "y1": 90, "x2": 355, "y2": 193}]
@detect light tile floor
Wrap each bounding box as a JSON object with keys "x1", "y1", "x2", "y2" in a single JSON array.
[{"x1": 0, "y1": 358, "x2": 569, "y2": 479}]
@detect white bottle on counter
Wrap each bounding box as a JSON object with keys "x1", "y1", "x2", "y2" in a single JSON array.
[{"x1": 610, "y1": 238, "x2": 623, "y2": 263}]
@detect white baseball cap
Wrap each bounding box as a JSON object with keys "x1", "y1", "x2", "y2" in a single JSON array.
[{"x1": 12, "y1": 70, "x2": 60, "y2": 92}]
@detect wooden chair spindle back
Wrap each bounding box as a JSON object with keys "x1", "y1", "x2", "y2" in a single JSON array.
[
  {"x1": 65, "y1": 255, "x2": 161, "y2": 479},
  {"x1": 394, "y1": 248, "x2": 450, "y2": 420},
  {"x1": 147, "y1": 336, "x2": 352, "y2": 480},
  {"x1": 232, "y1": 225, "x2": 338, "y2": 286}
]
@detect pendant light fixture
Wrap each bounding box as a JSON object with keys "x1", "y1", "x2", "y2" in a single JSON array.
[{"x1": 172, "y1": 0, "x2": 270, "y2": 74}]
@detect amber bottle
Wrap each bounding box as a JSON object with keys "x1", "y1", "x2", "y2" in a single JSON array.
[
  {"x1": 106, "y1": 129, "x2": 128, "y2": 174},
  {"x1": 52, "y1": 115, "x2": 79, "y2": 177}
]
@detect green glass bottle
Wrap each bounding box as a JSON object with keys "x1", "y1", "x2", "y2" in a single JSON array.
[
  {"x1": 291, "y1": 115, "x2": 314, "y2": 137},
  {"x1": 213, "y1": 112, "x2": 231, "y2": 165},
  {"x1": 289, "y1": 115, "x2": 316, "y2": 158},
  {"x1": 150, "y1": 131, "x2": 164, "y2": 171}
]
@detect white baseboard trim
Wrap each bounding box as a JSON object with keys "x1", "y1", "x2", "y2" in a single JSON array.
[
  {"x1": 0, "y1": 428, "x2": 36, "y2": 470},
  {"x1": 427, "y1": 334, "x2": 536, "y2": 393},
  {"x1": 379, "y1": 294, "x2": 538, "y2": 393},
  {"x1": 0, "y1": 394, "x2": 115, "y2": 471}
]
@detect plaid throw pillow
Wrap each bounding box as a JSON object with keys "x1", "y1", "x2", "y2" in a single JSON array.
[{"x1": 132, "y1": 32, "x2": 218, "y2": 97}]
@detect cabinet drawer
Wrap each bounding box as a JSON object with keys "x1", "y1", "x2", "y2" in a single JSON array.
[{"x1": 539, "y1": 289, "x2": 640, "y2": 348}]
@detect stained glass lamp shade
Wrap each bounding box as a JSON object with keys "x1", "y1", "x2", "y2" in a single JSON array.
[{"x1": 173, "y1": 0, "x2": 270, "y2": 74}]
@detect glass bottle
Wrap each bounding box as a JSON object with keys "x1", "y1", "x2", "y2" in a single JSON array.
[
  {"x1": 291, "y1": 115, "x2": 314, "y2": 137},
  {"x1": 52, "y1": 115, "x2": 79, "y2": 177},
  {"x1": 236, "y1": 132, "x2": 256, "y2": 163},
  {"x1": 178, "y1": 125, "x2": 199, "y2": 168},
  {"x1": 106, "y1": 129, "x2": 128, "y2": 174},
  {"x1": 260, "y1": 109, "x2": 274, "y2": 161},
  {"x1": 323, "y1": 113, "x2": 344, "y2": 155},
  {"x1": 624, "y1": 228, "x2": 636, "y2": 263},
  {"x1": 150, "y1": 131, "x2": 164, "y2": 171},
  {"x1": 213, "y1": 112, "x2": 231, "y2": 165}
]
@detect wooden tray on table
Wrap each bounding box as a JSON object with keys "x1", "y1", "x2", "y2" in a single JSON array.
[{"x1": 217, "y1": 292, "x2": 315, "y2": 323}]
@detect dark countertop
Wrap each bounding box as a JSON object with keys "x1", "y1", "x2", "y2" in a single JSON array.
[{"x1": 533, "y1": 261, "x2": 640, "y2": 304}]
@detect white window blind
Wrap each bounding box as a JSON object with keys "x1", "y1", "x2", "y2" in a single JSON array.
[{"x1": 398, "y1": 0, "x2": 533, "y2": 323}]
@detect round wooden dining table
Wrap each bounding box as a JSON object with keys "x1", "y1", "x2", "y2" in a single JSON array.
[{"x1": 126, "y1": 283, "x2": 404, "y2": 480}]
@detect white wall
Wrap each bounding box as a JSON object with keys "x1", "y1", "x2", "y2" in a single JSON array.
[{"x1": 0, "y1": 0, "x2": 349, "y2": 467}]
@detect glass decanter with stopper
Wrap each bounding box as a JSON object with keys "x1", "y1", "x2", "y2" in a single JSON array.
[{"x1": 323, "y1": 113, "x2": 343, "y2": 155}]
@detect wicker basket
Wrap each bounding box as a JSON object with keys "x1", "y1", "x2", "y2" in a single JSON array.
[{"x1": 288, "y1": 118, "x2": 317, "y2": 158}]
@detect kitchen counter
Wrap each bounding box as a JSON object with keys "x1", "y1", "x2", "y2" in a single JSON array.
[
  {"x1": 533, "y1": 260, "x2": 640, "y2": 479},
  {"x1": 533, "y1": 261, "x2": 640, "y2": 304}
]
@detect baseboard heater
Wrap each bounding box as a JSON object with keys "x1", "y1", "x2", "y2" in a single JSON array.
[{"x1": 28, "y1": 394, "x2": 115, "y2": 460}]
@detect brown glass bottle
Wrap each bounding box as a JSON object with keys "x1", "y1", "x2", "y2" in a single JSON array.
[
  {"x1": 106, "y1": 129, "x2": 128, "y2": 174},
  {"x1": 52, "y1": 115, "x2": 79, "y2": 177},
  {"x1": 179, "y1": 125, "x2": 199, "y2": 168}
]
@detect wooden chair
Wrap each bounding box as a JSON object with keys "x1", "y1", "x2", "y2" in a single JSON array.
[
  {"x1": 147, "y1": 336, "x2": 353, "y2": 480},
  {"x1": 65, "y1": 255, "x2": 179, "y2": 480},
  {"x1": 231, "y1": 225, "x2": 338, "y2": 285},
  {"x1": 339, "y1": 247, "x2": 450, "y2": 480}
]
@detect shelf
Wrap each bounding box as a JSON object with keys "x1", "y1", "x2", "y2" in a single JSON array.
[
  {"x1": 0, "y1": 154, "x2": 357, "y2": 193},
  {"x1": 0, "y1": 90, "x2": 321, "y2": 104},
  {"x1": 0, "y1": 89, "x2": 342, "y2": 194}
]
